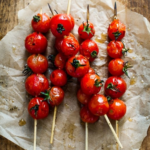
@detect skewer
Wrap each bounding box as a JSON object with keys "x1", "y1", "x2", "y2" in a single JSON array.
[
  {"x1": 48, "y1": 3, "x2": 54, "y2": 16},
  {"x1": 85, "y1": 122, "x2": 88, "y2": 150},
  {"x1": 87, "y1": 4, "x2": 89, "y2": 23},
  {"x1": 116, "y1": 120, "x2": 119, "y2": 150},
  {"x1": 114, "y1": 2, "x2": 117, "y2": 19},
  {"x1": 67, "y1": 0, "x2": 72, "y2": 15},
  {"x1": 104, "y1": 115, "x2": 123, "y2": 149},
  {"x1": 40, "y1": 8, "x2": 42, "y2": 14},
  {"x1": 34, "y1": 119, "x2": 37, "y2": 150}
]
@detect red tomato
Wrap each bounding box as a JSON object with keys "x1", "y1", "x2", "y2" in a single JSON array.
[
  {"x1": 80, "y1": 105, "x2": 99, "y2": 123},
  {"x1": 78, "y1": 21, "x2": 95, "y2": 39},
  {"x1": 79, "y1": 40, "x2": 99, "y2": 62},
  {"x1": 77, "y1": 89, "x2": 91, "y2": 105},
  {"x1": 108, "y1": 58, "x2": 130, "y2": 77},
  {"x1": 65, "y1": 55, "x2": 90, "y2": 78},
  {"x1": 88, "y1": 94, "x2": 109, "y2": 116},
  {"x1": 50, "y1": 14, "x2": 73, "y2": 38},
  {"x1": 68, "y1": 15, "x2": 75, "y2": 29},
  {"x1": 104, "y1": 76, "x2": 127, "y2": 98},
  {"x1": 61, "y1": 36, "x2": 79, "y2": 58},
  {"x1": 28, "y1": 97, "x2": 49, "y2": 119},
  {"x1": 50, "y1": 69, "x2": 67, "y2": 86},
  {"x1": 25, "y1": 32, "x2": 47, "y2": 54},
  {"x1": 26, "y1": 54, "x2": 48, "y2": 74},
  {"x1": 107, "y1": 41, "x2": 129, "y2": 58},
  {"x1": 107, "y1": 98, "x2": 126, "y2": 120},
  {"x1": 81, "y1": 73, "x2": 103, "y2": 95},
  {"x1": 31, "y1": 13, "x2": 51, "y2": 33},
  {"x1": 25, "y1": 74, "x2": 49, "y2": 96},
  {"x1": 108, "y1": 19, "x2": 126, "y2": 41}
]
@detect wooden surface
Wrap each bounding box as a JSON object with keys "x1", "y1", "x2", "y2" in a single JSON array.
[{"x1": 0, "y1": 0, "x2": 150, "y2": 149}]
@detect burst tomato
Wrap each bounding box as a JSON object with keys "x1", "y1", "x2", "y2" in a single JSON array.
[
  {"x1": 25, "y1": 74, "x2": 49, "y2": 96},
  {"x1": 104, "y1": 76, "x2": 127, "y2": 98},
  {"x1": 107, "y1": 98, "x2": 126, "y2": 120},
  {"x1": 31, "y1": 13, "x2": 51, "y2": 33},
  {"x1": 25, "y1": 32, "x2": 47, "y2": 54},
  {"x1": 65, "y1": 55, "x2": 90, "y2": 78},
  {"x1": 88, "y1": 94, "x2": 109, "y2": 116},
  {"x1": 28, "y1": 97, "x2": 49, "y2": 119},
  {"x1": 79, "y1": 40, "x2": 99, "y2": 62}
]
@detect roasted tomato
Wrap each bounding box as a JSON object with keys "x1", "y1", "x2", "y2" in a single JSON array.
[
  {"x1": 78, "y1": 21, "x2": 95, "y2": 39},
  {"x1": 88, "y1": 94, "x2": 109, "y2": 116},
  {"x1": 25, "y1": 74, "x2": 49, "y2": 96},
  {"x1": 104, "y1": 76, "x2": 127, "y2": 98},
  {"x1": 81, "y1": 73, "x2": 103, "y2": 95},
  {"x1": 77, "y1": 89, "x2": 92, "y2": 105},
  {"x1": 50, "y1": 14, "x2": 73, "y2": 38},
  {"x1": 25, "y1": 32, "x2": 47, "y2": 54},
  {"x1": 80, "y1": 105, "x2": 99, "y2": 123},
  {"x1": 107, "y1": 98, "x2": 126, "y2": 120},
  {"x1": 108, "y1": 19, "x2": 126, "y2": 41},
  {"x1": 31, "y1": 13, "x2": 51, "y2": 33},
  {"x1": 108, "y1": 58, "x2": 131, "y2": 77},
  {"x1": 65, "y1": 55, "x2": 90, "y2": 78},
  {"x1": 79, "y1": 40, "x2": 99, "y2": 62},
  {"x1": 107, "y1": 41, "x2": 129, "y2": 58},
  {"x1": 61, "y1": 36, "x2": 79, "y2": 58},
  {"x1": 41, "y1": 86, "x2": 64, "y2": 107},
  {"x1": 28, "y1": 97, "x2": 49, "y2": 119},
  {"x1": 50, "y1": 69, "x2": 67, "y2": 86}
]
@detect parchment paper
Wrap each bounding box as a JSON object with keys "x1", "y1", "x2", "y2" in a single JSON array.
[{"x1": 0, "y1": 0, "x2": 150, "y2": 149}]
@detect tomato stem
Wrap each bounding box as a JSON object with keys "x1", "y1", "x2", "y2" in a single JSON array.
[
  {"x1": 113, "y1": 30, "x2": 121, "y2": 40},
  {"x1": 122, "y1": 43, "x2": 129, "y2": 57},
  {"x1": 22, "y1": 64, "x2": 32, "y2": 76},
  {"x1": 33, "y1": 15, "x2": 41, "y2": 22},
  {"x1": 91, "y1": 51, "x2": 97, "y2": 58},
  {"x1": 71, "y1": 58, "x2": 86, "y2": 69},
  {"x1": 82, "y1": 22, "x2": 93, "y2": 35},
  {"x1": 107, "y1": 83, "x2": 120, "y2": 92},
  {"x1": 57, "y1": 24, "x2": 65, "y2": 34},
  {"x1": 30, "y1": 104, "x2": 39, "y2": 117},
  {"x1": 94, "y1": 79, "x2": 104, "y2": 87},
  {"x1": 41, "y1": 90, "x2": 52, "y2": 104},
  {"x1": 123, "y1": 61, "x2": 132, "y2": 78}
]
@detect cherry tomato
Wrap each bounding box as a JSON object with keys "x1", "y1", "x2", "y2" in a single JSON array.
[
  {"x1": 80, "y1": 105, "x2": 99, "y2": 123},
  {"x1": 25, "y1": 32, "x2": 47, "y2": 54},
  {"x1": 81, "y1": 73, "x2": 103, "y2": 95},
  {"x1": 68, "y1": 15, "x2": 75, "y2": 29},
  {"x1": 88, "y1": 94, "x2": 109, "y2": 116},
  {"x1": 28, "y1": 97, "x2": 49, "y2": 119},
  {"x1": 77, "y1": 89, "x2": 91, "y2": 105},
  {"x1": 107, "y1": 98, "x2": 126, "y2": 120},
  {"x1": 25, "y1": 74, "x2": 49, "y2": 96},
  {"x1": 104, "y1": 76, "x2": 127, "y2": 98},
  {"x1": 50, "y1": 69, "x2": 67, "y2": 86},
  {"x1": 65, "y1": 55, "x2": 90, "y2": 78},
  {"x1": 108, "y1": 19, "x2": 126, "y2": 41},
  {"x1": 26, "y1": 54, "x2": 48, "y2": 74},
  {"x1": 61, "y1": 36, "x2": 79, "y2": 58},
  {"x1": 79, "y1": 40, "x2": 99, "y2": 62},
  {"x1": 31, "y1": 13, "x2": 51, "y2": 33},
  {"x1": 50, "y1": 14, "x2": 73, "y2": 38},
  {"x1": 78, "y1": 21, "x2": 95, "y2": 39},
  {"x1": 108, "y1": 58, "x2": 131, "y2": 77}
]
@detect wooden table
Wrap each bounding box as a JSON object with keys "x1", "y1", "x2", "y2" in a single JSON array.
[{"x1": 0, "y1": 0, "x2": 150, "y2": 149}]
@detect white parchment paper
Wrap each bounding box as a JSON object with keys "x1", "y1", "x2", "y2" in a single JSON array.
[{"x1": 0, "y1": 0, "x2": 150, "y2": 149}]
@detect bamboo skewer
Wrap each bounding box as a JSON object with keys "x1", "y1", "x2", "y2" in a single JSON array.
[
  {"x1": 85, "y1": 122, "x2": 88, "y2": 150},
  {"x1": 67, "y1": 0, "x2": 72, "y2": 15},
  {"x1": 116, "y1": 120, "x2": 119, "y2": 150},
  {"x1": 34, "y1": 119, "x2": 37, "y2": 150},
  {"x1": 40, "y1": 8, "x2": 42, "y2": 14}
]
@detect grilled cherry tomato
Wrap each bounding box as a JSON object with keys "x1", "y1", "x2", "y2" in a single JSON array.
[
  {"x1": 104, "y1": 76, "x2": 127, "y2": 98},
  {"x1": 107, "y1": 98, "x2": 126, "y2": 120},
  {"x1": 41, "y1": 86, "x2": 64, "y2": 107},
  {"x1": 25, "y1": 32, "x2": 47, "y2": 54},
  {"x1": 50, "y1": 69, "x2": 67, "y2": 86},
  {"x1": 108, "y1": 19, "x2": 126, "y2": 41},
  {"x1": 50, "y1": 14, "x2": 74, "y2": 38},
  {"x1": 79, "y1": 40, "x2": 99, "y2": 62},
  {"x1": 80, "y1": 105, "x2": 99, "y2": 123},
  {"x1": 28, "y1": 97, "x2": 49, "y2": 119},
  {"x1": 81, "y1": 73, "x2": 103, "y2": 95},
  {"x1": 25, "y1": 74, "x2": 49, "y2": 96},
  {"x1": 107, "y1": 41, "x2": 129, "y2": 58},
  {"x1": 65, "y1": 55, "x2": 90, "y2": 78},
  {"x1": 108, "y1": 58, "x2": 131, "y2": 77},
  {"x1": 61, "y1": 36, "x2": 79, "y2": 58},
  {"x1": 31, "y1": 13, "x2": 51, "y2": 33},
  {"x1": 88, "y1": 94, "x2": 109, "y2": 116},
  {"x1": 78, "y1": 21, "x2": 95, "y2": 39},
  {"x1": 77, "y1": 89, "x2": 91, "y2": 105},
  {"x1": 25, "y1": 54, "x2": 48, "y2": 74}
]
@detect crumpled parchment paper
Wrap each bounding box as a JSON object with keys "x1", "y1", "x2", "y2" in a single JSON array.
[{"x1": 0, "y1": 0, "x2": 150, "y2": 149}]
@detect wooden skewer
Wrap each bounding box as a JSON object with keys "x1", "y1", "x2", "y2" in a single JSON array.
[
  {"x1": 87, "y1": 4, "x2": 89, "y2": 23},
  {"x1": 104, "y1": 115, "x2": 123, "y2": 149},
  {"x1": 50, "y1": 106, "x2": 57, "y2": 144},
  {"x1": 34, "y1": 119, "x2": 37, "y2": 150},
  {"x1": 40, "y1": 8, "x2": 42, "y2": 14},
  {"x1": 48, "y1": 3, "x2": 54, "y2": 16},
  {"x1": 67, "y1": 0, "x2": 72, "y2": 15},
  {"x1": 85, "y1": 122, "x2": 88, "y2": 150},
  {"x1": 116, "y1": 120, "x2": 119, "y2": 150}
]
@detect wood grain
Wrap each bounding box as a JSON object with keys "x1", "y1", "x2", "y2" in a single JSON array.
[{"x1": 0, "y1": 0, "x2": 150, "y2": 149}]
